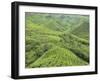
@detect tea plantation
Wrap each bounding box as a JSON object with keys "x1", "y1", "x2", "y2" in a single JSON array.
[{"x1": 25, "y1": 13, "x2": 89, "y2": 68}]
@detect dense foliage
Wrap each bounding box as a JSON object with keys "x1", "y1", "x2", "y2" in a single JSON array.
[{"x1": 25, "y1": 12, "x2": 89, "y2": 68}]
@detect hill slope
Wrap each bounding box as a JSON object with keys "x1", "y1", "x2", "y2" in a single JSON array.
[
  {"x1": 28, "y1": 46, "x2": 87, "y2": 68},
  {"x1": 72, "y1": 21, "x2": 89, "y2": 40}
]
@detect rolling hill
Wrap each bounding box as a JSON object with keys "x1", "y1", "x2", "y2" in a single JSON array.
[
  {"x1": 25, "y1": 12, "x2": 89, "y2": 68},
  {"x1": 28, "y1": 46, "x2": 87, "y2": 68}
]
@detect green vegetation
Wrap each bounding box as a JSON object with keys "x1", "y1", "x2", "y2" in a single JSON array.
[{"x1": 25, "y1": 12, "x2": 89, "y2": 68}]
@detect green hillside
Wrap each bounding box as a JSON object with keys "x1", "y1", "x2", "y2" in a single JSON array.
[
  {"x1": 25, "y1": 12, "x2": 89, "y2": 68},
  {"x1": 28, "y1": 46, "x2": 87, "y2": 68},
  {"x1": 72, "y1": 21, "x2": 89, "y2": 40}
]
